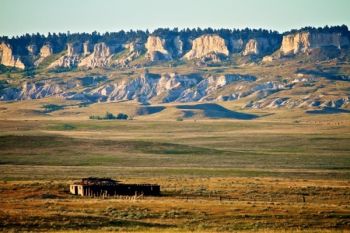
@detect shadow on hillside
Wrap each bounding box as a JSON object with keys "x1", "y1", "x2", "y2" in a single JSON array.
[
  {"x1": 306, "y1": 107, "x2": 350, "y2": 114},
  {"x1": 297, "y1": 69, "x2": 350, "y2": 82},
  {"x1": 136, "y1": 106, "x2": 166, "y2": 115},
  {"x1": 176, "y1": 103, "x2": 258, "y2": 120}
]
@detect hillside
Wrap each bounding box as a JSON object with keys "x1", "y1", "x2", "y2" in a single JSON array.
[{"x1": 0, "y1": 25, "x2": 350, "y2": 117}]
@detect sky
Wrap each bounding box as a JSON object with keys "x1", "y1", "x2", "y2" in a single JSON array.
[{"x1": 1, "y1": 0, "x2": 350, "y2": 36}]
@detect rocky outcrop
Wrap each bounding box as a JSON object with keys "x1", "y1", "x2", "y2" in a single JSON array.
[
  {"x1": 178, "y1": 74, "x2": 256, "y2": 102},
  {"x1": 49, "y1": 43, "x2": 82, "y2": 68},
  {"x1": 67, "y1": 42, "x2": 83, "y2": 56},
  {"x1": 1, "y1": 69, "x2": 349, "y2": 111},
  {"x1": 0, "y1": 80, "x2": 66, "y2": 101},
  {"x1": 280, "y1": 32, "x2": 350, "y2": 55},
  {"x1": 40, "y1": 44, "x2": 53, "y2": 58},
  {"x1": 243, "y1": 38, "x2": 268, "y2": 56},
  {"x1": 246, "y1": 96, "x2": 350, "y2": 109},
  {"x1": 114, "y1": 41, "x2": 144, "y2": 66},
  {"x1": 242, "y1": 38, "x2": 280, "y2": 56},
  {"x1": 27, "y1": 44, "x2": 38, "y2": 55},
  {"x1": 0, "y1": 43, "x2": 25, "y2": 69},
  {"x1": 83, "y1": 41, "x2": 92, "y2": 56},
  {"x1": 33, "y1": 44, "x2": 54, "y2": 66},
  {"x1": 173, "y1": 36, "x2": 183, "y2": 56},
  {"x1": 49, "y1": 55, "x2": 80, "y2": 69},
  {"x1": 62, "y1": 73, "x2": 256, "y2": 103},
  {"x1": 145, "y1": 36, "x2": 172, "y2": 61},
  {"x1": 184, "y1": 35, "x2": 229, "y2": 59},
  {"x1": 78, "y1": 42, "x2": 116, "y2": 68}
]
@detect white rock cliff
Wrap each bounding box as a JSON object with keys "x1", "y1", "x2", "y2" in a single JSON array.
[
  {"x1": 184, "y1": 35, "x2": 229, "y2": 59},
  {"x1": 145, "y1": 36, "x2": 172, "y2": 61},
  {"x1": 0, "y1": 43, "x2": 25, "y2": 69},
  {"x1": 280, "y1": 32, "x2": 349, "y2": 55}
]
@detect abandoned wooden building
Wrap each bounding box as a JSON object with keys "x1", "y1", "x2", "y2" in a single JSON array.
[{"x1": 70, "y1": 177, "x2": 160, "y2": 197}]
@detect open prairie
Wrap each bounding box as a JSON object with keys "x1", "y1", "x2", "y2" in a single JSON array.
[
  {"x1": 0, "y1": 102, "x2": 349, "y2": 232},
  {"x1": 1, "y1": 0, "x2": 350, "y2": 232}
]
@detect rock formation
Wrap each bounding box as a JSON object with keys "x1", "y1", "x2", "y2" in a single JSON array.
[
  {"x1": 0, "y1": 26, "x2": 349, "y2": 70},
  {"x1": 243, "y1": 38, "x2": 270, "y2": 56},
  {"x1": 184, "y1": 35, "x2": 229, "y2": 59},
  {"x1": 78, "y1": 42, "x2": 115, "y2": 68},
  {"x1": 69, "y1": 73, "x2": 256, "y2": 103},
  {"x1": 49, "y1": 55, "x2": 80, "y2": 69},
  {"x1": 0, "y1": 26, "x2": 349, "y2": 111},
  {"x1": 67, "y1": 42, "x2": 83, "y2": 56},
  {"x1": 0, "y1": 42, "x2": 25, "y2": 69},
  {"x1": 27, "y1": 44, "x2": 38, "y2": 55},
  {"x1": 280, "y1": 32, "x2": 350, "y2": 55},
  {"x1": 114, "y1": 41, "x2": 144, "y2": 66},
  {"x1": 83, "y1": 41, "x2": 92, "y2": 56},
  {"x1": 145, "y1": 36, "x2": 172, "y2": 61},
  {"x1": 33, "y1": 44, "x2": 54, "y2": 66},
  {"x1": 173, "y1": 36, "x2": 183, "y2": 56},
  {"x1": 49, "y1": 43, "x2": 83, "y2": 68},
  {"x1": 40, "y1": 44, "x2": 53, "y2": 58}
]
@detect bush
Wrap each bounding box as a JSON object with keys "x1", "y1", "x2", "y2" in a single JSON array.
[
  {"x1": 89, "y1": 112, "x2": 128, "y2": 120},
  {"x1": 116, "y1": 113, "x2": 128, "y2": 120}
]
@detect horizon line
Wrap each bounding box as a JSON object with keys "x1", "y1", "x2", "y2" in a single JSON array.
[{"x1": 1, "y1": 24, "x2": 349, "y2": 38}]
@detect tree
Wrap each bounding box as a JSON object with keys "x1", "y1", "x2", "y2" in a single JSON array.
[{"x1": 116, "y1": 113, "x2": 128, "y2": 120}]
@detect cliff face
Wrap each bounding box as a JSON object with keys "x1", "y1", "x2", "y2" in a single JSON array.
[
  {"x1": 184, "y1": 35, "x2": 229, "y2": 59},
  {"x1": 40, "y1": 44, "x2": 53, "y2": 57},
  {"x1": 280, "y1": 32, "x2": 350, "y2": 55},
  {"x1": 83, "y1": 41, "x2": 92, "y2": 56},
  {"x1": 243, "y1": 38, "x2": 268, "y2": 56},
  {"x1": 1, "y1": 26, "x2": 350, "y2": 112},
  {"x1": 0, "y1": 26, "x2": 349, "y2": 70},
  {"x1": 78, "y1": 42, "x2": 116, "y2": 68},
  {"x1": 145, "y1": 36, "x2": 172, "y2": 61},
  {"x1": 173, "y1": 36, "x2": 183, "y2": 56},
  {"x1": 114, "y1": 41, "x2": 144, "y2": 66},
  {"x1": 67, "y1": 42, "x2": 83, "y2": 56},
  {"x1": 49, "y1": 43, "x2": 82, "y2": 68},
  {"x1": 33, "y1": 44, "x2": 54, "y2": 66},
  {"x1": 0, "y1": 43, "x2": 25, "y2": 69}
]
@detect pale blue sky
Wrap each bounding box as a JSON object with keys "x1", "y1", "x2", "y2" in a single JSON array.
[{"x1": 1, "y1": 0, "x2": 350, "y2": 36}]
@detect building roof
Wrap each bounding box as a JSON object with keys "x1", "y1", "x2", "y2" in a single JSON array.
[{"x1": 74, "y1": 177, "x2": 120, "y2": 186}]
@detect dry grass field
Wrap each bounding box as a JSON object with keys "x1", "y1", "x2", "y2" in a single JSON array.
[{"x1": 0, "y1": 101, "x2": 349, "y2": 232}]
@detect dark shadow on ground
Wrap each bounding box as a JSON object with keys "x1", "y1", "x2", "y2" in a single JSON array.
[
  {"x1": 306, "y1": 107, "x2": 350, "y2": 114},
  {"x1": 297, "y1": 69, "x2": 350, "y2": 82},
  {"x1": 136, "y1": 106, "x2": 166, "y2": 115},
  {"x1": 176, "y1": 103, "x2": 258, "y2": 119}
]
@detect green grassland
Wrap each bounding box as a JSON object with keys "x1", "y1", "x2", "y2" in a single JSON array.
[{"x1": 0, "y1": 88, "x2": 349, "y2": 232}]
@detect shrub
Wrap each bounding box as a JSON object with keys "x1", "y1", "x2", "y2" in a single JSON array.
[
  {"x1": 89, "y1": 112, "x2": 128, "y2": 120},
  {"x1": 116, "y1": 113, "x2": 128, "y2": 120}
]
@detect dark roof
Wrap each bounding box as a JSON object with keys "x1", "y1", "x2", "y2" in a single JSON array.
[{"x1": 75, "y1": 177, "x2": 119, "y2": 186}]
